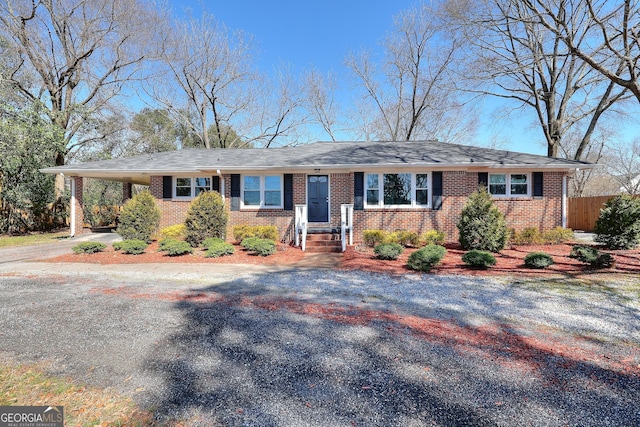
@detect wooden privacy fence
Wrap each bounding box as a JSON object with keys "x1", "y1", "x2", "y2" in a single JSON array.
[{"x1": 568, "y1": 195, "x2": 622, "y2": 231}]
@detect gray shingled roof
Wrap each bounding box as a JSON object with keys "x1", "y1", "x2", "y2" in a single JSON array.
[{"x1": 41, "y1": 140, "x2": 593, "y2": 184}]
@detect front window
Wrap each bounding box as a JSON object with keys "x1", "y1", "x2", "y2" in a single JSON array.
[
  {"x1": 264, "y1": 175, "x2": 282, "y2": 207},
  {"x1": 365, "y1": 173, "x2": 430, "y2": 208},
  {"x1": 175, "y1": 176, "x2": 212, "y2": 198},
  {"x1": 488, "y1": 173, "x2": 529, "y2": 197},
  {"x1": 415, "y1": 174, "x2": 429, "y2": 205},
  {"x1": 489, "y1": 174, "x2": 507, "y2": 196},
  {"x1": 366, "y1": 174, "x2": 379, "y2": 206},
  {"x1": 242, "y1": 175, "x2": 283, "y2": 208},
  {"x1": 243, "y1": 176, "x2": 261, "y2": 206},
  {"x1": 384, "y1": 173, "x2": 411, "y2": 205}
]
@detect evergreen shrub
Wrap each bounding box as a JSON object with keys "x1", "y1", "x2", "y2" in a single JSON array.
[
  {"x1": 116, "y1": 191, "x2": 161, "y2": 242},
  {"x1": 457, "y1": 189, "x2": 508, "y2": 252},
  {"x1": 184, "y1": 191, "x2": 228, "y2": 247},
  {"x1": 374, "y1": 243, "x2": 404, "y2": 260},
  {"x1": 524, "y1": 252, "x2": 554, "y2": 269},
  {"x1": 407, "y1": 244, "x2": 446, "y2": 272},
  {"x1": 594, "y1": 195, "x2": 640, "y2": 249},
  {"x1": 462, "y1": 250, "x2": 496, "y2": 269},
  {"x1": 72, "y1": 241, "x2": 106, "y2": 254}
]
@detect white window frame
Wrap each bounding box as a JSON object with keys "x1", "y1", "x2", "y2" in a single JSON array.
[
  {"x1": 487, "y1": 172, "x2": 531, "y2": 198},
  {"x1": 364, "y1": 172, "x2": 431, "y2": 208},
  {"x1": 173, "y1": 176, "x2": 214, "y2": 199},
  {"x1": 241, "y1": 174, "x2": 284, "y2": 209}
]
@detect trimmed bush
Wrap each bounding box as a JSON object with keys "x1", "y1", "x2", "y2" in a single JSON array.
[
  {"x1": 421, "y1": 230, "x2": 445, "y2": 246},
  {"x1": 159, "y1": 224, "x2": 186, "y2": 240},
  {"x1": 113, "y1": 239, "x2": 148, "y2": 255},
  {"x1": 158, "y1": 237, "x2": 179, "y2": 251},
  {"x1": 407, "y1": 244, "x2": 446, "y2": 272},
  {"x1": 388, "y1": 230, "x2": 419, "y2": 247},
  {"x1": 569, "y1": 245, "x2": 614, "y2": 268},
  {"x1": 569, "y1": 245, "x2": 599, "y2": 263},
  {"x1": 241, "y1": 236, "x2": 261, "y2": 250},
  {"x1": 184, "y1": 191, "x2": 228, "y2": 247},
  {"x1": 232, "y1": 225, "x2": 279, "y2": 242},
  {"x1": 363, "y1": 230, "x2": 388, "y2": 247},
  {"x1": 162, "y1": 240, "x2": 193, "y2": 256},
  {"x1": 462, "y1": 250, "x2": 496, "y2": 269},
  {"x1": 524, "y1": 252, "x2": 554, "y2": 269},
  {"x1": 204, "y1": 241, "x2": 235, "y2": 258},
  {"x1": 457, "y1": 189, "x2": 508, "y2": 252},
  {"x1": 542, "y1": 227, "x2": 574, "y2": 244},
  {"x1": 510, "y1": 227, "x2": 543, "y2": 246},
  {"x1": 241, "y1": 238, "x2": 276, "y2": 256},
  {"x1": 374, "y1": 243, "x2": 404, "y2": 260},
  {"x1": 202, "y1": 237, "x2": 225, "y2": 248},
  {"x1": 116, "y1": 191, "x2": 161, "y2": 242},
  {"x1": 594, "y1": 195, "x2": 640, "y2": 249},
  {"x1": 72, "y1": 241, "x2": 106, "y2": 254}
]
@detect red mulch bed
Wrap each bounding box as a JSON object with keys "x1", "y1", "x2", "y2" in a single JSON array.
[
  {"x1": 46, "y1": 240, "x2": 640, "y2": 277},
  {"x1": 341, "y1": 243, "x2": 640, "y2": 277},
  {"x1": 47, "y1": 241, "x2": 306, "y2": 265}
]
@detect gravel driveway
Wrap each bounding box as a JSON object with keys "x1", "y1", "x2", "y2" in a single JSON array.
[{"x1": 0, "y1": 261, "x2": 638, "y2": 426}]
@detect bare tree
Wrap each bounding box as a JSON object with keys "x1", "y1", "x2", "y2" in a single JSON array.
[
  {"x1": 448, "y1": 0, "x2": 629, "y2": 159},
  {"x1": 346, "y1": 1, "x2": 476, "y2": 143},
  {"x1": 521, "y1": 0, "x2": 640, "y2": 103},
  {"x1": 303, "y1": 68, "x2": 341, "y2": 141},
  {"x1": 151, "y1": 11, "x2": 306, "y2": 149},
  {"x1": 0, "y1": 0, "x2": 163, "y2": 192},
  {"x1": 602, "y1": 138, "x2": 640, "y2": 194}
]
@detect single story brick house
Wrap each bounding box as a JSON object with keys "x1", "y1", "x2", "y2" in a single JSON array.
[{"x1": 42, "y1": 140, "x2": 593, "y2": 249}]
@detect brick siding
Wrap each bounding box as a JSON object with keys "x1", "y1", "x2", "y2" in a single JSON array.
[{"x1": 148, "y1": 171, "x2": 566, "y2": 244}]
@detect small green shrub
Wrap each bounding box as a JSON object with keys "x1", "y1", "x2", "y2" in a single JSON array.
[
  {"x1": 116, "y1": 191, "x2": 161, "y2": 242},
  {"x1": 462, "y1": 250, "x2": 496, "y2": 269},
  {"x1": 524, "y1": 252, "x2": 554, "y2": 269},
  {"x1": 204, "y1": 242, "x2": 235, "y2": 258},
  {"x1": 241, "y1": 237, "x2": 276, "y2": 256},
  {"x1": 162, "y1": 240, "x2": 193, "y2": 256},
  {"x1": 202, "y1": 237, "x2": 225, "y2": 248},
  {"x1": 569, "y1": 245, "x2": 614, "y2": 268},
  {"x1": 594, "y1": 195, "x2": 640, "y2": 249},
  {"x1": 232, "y1": 225, "x2": 279, "y2": 242},
  {"x1": 457, "y1": 188, "x2": 508, "y2": 252},
  {"x1": 569, "y1": 245, "x2": 599, "y2": 263},
  {"x1": 158, "y1": 237, "x2": 179, "y2": 251},
  {"x1": 407, "y1": 244, "x2": 446, "y2": 272},
  {"x1": 510, "y1": 227, "x2": 543, "y2": 246},
  {"x1": 113, "y1": 239, "x2": 148, "y2": 255},
  {"x1": 421, "y1": 230, "x2": 445, "y2": 246},
  {"x1": 374, "y1": 243, "x2": 404, "y2": 260},
  {"x1": 388, "y1": 230, "x2": 419, "y2": 247},
  {"x1": 159, "y1": 224, "x2": 187, "y2": 240},
  {"x1": 240, "y1": 236, "x2": 261, "y2": 250},
  {"x1": 542, "y1": 227, "x2": 574, "y2": 244},
  {"x1": 363, "y1": 230, "x2": 388, "y2": 247},
  {"x1": 184, "y1": 191, "x2": 228, "y2": 247},
  {"x1": 72, "y1": 241, "x2": 107, "y2": 254}
]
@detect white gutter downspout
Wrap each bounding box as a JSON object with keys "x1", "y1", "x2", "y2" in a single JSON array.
[
  {"x1": 562, "y1": 174, "x2": 568, "y2": 229},
  {"x1": 69, "y1": 175, "x2": 76, "y2": 237}
]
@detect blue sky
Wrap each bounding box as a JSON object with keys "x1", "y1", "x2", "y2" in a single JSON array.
[{"x1": 171, "y1": 1, "x2": 638, "y2": 156}]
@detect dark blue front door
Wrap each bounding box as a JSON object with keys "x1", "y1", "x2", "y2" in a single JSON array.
[{"x1": 308, "y1": 175, "x2": 329, "y2": 222}]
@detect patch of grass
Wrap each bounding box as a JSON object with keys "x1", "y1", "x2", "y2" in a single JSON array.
[
  {"x1": 0, "y1": 231, "x2": 68, "y2": 248},
  {"x1": 0, "y1": 362, "x2": 157, "y2": 426}
]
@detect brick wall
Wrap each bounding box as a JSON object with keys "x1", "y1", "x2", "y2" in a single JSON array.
[
  {"x1": 351, "y1": 171, "x2": 565, "y2": 243},
  {"x1": 149, "y1": 171, "x2": 566, "y2": 245},
  {"x1": 71, "y1": 176, "x2": 87, "y2": 236}
]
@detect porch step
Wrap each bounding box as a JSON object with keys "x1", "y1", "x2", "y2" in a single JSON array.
[{"x1": 305, "y1": 232, "x2": 343, "y2": 253}]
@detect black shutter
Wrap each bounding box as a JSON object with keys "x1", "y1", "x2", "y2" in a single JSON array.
[
  {"x1": 212, "y1": 176, "x2": 220, "y2": 193},
  {"x1": 533, "y1": 172, "x2": 544, "y2": 197},
  {"x1": 478, "y1": 172, "x2": 488, "y2": 188},
  {"x1": 432, "y1": 171, "x2": 443, "y2": 210},
  {"x1": 284, "y1": 174, "x2": 294, "y2": 211},
  {"x1": 230, "y1": 174, "x2": 241, "y2": 211},
  {"x1": 354, "y1": 172, "x2": 364, "y2": 210},
  {"x1": 162, "y1": 176, "x2": 172, "y2": 199}
]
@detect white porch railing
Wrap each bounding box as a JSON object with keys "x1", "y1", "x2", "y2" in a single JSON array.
[
  {"x1": 295, "y1": 204, "x2": 308, "y2": 251},
  {"x1": 340, "y1": 204, "x2": 354, "y2": 252}
]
